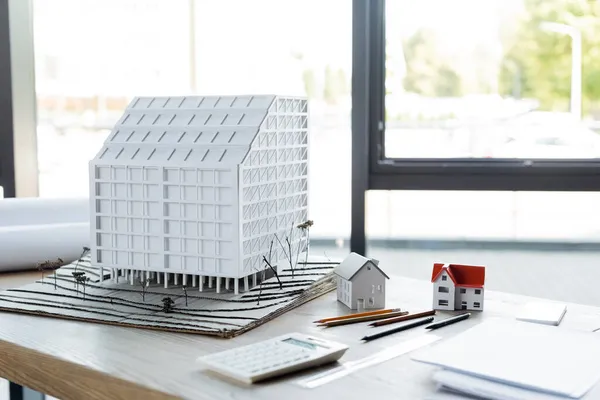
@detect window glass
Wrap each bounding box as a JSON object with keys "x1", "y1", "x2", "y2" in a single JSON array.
[
  {"x1": 385, "y1": 0, "x2": 600, "y2": 160},
  {"x1": 33, "y1": 0, "x2": 351, "y2": 246}
]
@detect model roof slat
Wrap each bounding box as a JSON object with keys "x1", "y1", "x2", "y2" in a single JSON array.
[
  {"x1": 127, "y1": 95, "x2": 276, "y2": 111},
  {"x1": 117, "y1": 110, "x2": 266, "y2": 129},
  {"x1": 109, "y1": 127, "x2": 258, "y2": 147}
]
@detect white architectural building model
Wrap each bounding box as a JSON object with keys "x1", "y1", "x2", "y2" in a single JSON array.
[
  {"x1": 334, "y1": 252, "x2": 389, "y2": 310},
  {"x1": 431, "y1": 263, "x2": 486, "y2": 311},
  {"x1": 89, "y1": 95, "x2": 309, "y2": 294}
]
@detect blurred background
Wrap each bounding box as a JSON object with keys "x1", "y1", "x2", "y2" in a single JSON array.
[{"x1": 26, "y1": 0, "x2": 600, "y2": 304}]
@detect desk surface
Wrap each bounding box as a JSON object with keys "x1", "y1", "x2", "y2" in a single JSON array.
[{"x1": 1, "y1": 271, "x2": 600, "y2": 400}]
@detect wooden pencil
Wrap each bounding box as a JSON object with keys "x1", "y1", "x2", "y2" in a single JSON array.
[
  {"x1": 313, "y1": 308, "x2": 401, "y2": 324},
  {"x1": 368, "y1": 310, "x2": 436, "y2": 327},
  {"x1": 317, "y1": 310, "x2": 409, "y2": 327}
]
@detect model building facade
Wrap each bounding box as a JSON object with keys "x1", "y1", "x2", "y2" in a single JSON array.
[
  {"x1": 89, "y1": 95, "x2": 308, "y2": 294},
  {"x1": 334, "y1": 252, "x2": 389, "y2": 310},
  {"x1": 431, "y1": 263, "x2": 485, "y2": 311}
]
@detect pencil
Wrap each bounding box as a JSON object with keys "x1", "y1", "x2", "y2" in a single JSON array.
[
  {"x1": 313, "y1": 308, "x2": 401, "y2": 324},
  {"x1": 368, "y1": 310, "x2": 436, "y2": 327},
  {"x1": 425, "y1": 312, "x2": 471, "y2": 330},
  {"x1": 361, "y1": 317, "x2": 434, "y2": 342},
  {"x1": 317, "y1": 310, "x2": 409, "y2": 327}
]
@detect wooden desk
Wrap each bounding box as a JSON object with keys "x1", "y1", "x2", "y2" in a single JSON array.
[{"x1": 1, "y1": 271, "x2": 600, "y2": 400}]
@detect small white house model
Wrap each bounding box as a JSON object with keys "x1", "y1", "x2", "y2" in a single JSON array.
[
  {"x1": 89, "y1": 95, "x2": 309, "y2": 294},
  {"x1": 431, "y1": 263, "x2": 486, "y2": 311},
  {"x1": 334, "y1": 252, "x2": 389, "y2": 310}
]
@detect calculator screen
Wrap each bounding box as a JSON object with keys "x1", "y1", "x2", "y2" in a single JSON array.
[{"x1": 282, "y1": 338, "x2": 323, "y2": 350}]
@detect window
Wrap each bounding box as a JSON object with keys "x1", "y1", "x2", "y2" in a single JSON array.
[
  {"x1": 368, "y1": 297, "x2": 375, "y2": 306},
  {"x1": 441, "y1": 275, "x2": 447, "y2": 281},
  {"x1": 475, "y1": 289, "x2": 481, "y2": 295},
  {"x1": 350, "y1": 0, "x2": 600, "y2": 258},
  {"x1": 438, "y1": 286, "x2": 449, "y2": 293},
  {"x1": 438, "y1": 299, "x2": 448, "y2": 306},
  {"x1": 371, "y1": 285, "x2": 375, "y2": 294},
  {"x1": 474, "y1": 302, "x2": 481, "y2": 308},
  {"x1": 460, "y1": 288, "x2": 466, "y2": 294},
  {"x1": 363, "y1": 0, "x2": 600, "y2": 190},
  {"x1": 377, "y1": 285, "x2": 382, "y2": 292}
]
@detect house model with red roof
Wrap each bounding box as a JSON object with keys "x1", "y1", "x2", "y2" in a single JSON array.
[{"x1": 431, "y1": 263, "x2": 486, "y2": 311}]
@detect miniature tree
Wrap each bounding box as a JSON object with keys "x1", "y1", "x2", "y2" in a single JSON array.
[
  {"x1": 35, "y1": 258, "x2": 63, "y2": 289},
  {"x1": 73, "y1": 246, "x2": 91, "y2": 273},
  {"x1": 297, "y1": 220, "x2": 314, "y2": 264},
  {"x1": 36, "y1": 257, "x2": 64, "y2": 284},
  {"x1": 37, "y1": 262, "x2": 45, "y2": 282},
  {"x1": 161, "y1": 297, "x2": 175, "y2": 313},
  {"x1": 287, "y1": 222, "x2": 296, "y2": 276},
  {"x1": 52, "y1": 258, "x2": 64, "y2": 290},
  {"x1": 262, "y1": 256, "x2": 282, "y2": 290},
  {"x1": 274, "y1": 233, "x2": 294, "y2": 277},
  {"x1": 138, "y1": 277, "x2": 151, "y2": 302},
  {"x1": 182, "y1": 285, "x2": 188, "y2": 306},
  {"x1": 75, "y1": 275, "x2": 90, "y2": 299},
  {"x1": 72, "y1": 271, "x2": 85, "y2": 290},
  {"x1": 71, "y1": 246, "x2": 90, "y2": 290},
  {"x1": 255, "y1": 241, "x2": 274, "y2": 305},
  {"x1": 285, "y1": 237, "x2": 294, "y2": 277}
]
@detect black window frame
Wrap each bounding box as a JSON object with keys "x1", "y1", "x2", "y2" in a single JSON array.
[
  {"x1": 0, "y1": 0, "x2": 15, "y2": 198},
  {"x1": 351, "y1": 0, "x2": 600, "y2": 254}
]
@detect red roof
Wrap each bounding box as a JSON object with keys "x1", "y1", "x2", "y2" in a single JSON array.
[{"x1": 431, "y1": 263, "x2": 485, "y2": 288}]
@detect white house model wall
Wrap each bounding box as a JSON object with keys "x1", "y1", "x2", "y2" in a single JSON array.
[{"x1": 89, "y1": 95, "x2": 309, "y2": 294}]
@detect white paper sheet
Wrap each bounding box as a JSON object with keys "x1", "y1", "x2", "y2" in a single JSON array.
[
  {"x1": 516, "y1": 302, "x2": 567, "y2": 326},
  {"x1": 0, "y1": 197, "x2": 89, "y2": 227},
  {"x1": 0, "y1": 222, "x2": 89, "y2": 272},
  {"x1": 412, "y1": 318, "x2": 600, "y2": 399},
  {"x1": 433, "y1": 369, "x2": 570, "y2": 400}
]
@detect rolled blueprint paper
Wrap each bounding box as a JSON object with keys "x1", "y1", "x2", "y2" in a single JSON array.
[
  {"x1": 0, "y1": 222, "x2": 89, "y2": 272},
  {"x1": 0, "y1": 197, "x2": 89, "y2": 228}
]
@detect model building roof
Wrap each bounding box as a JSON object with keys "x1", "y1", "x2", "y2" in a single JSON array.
[
  {"x1": 431, "y1": 263, "x2": 485, "y2": 288},
  {"x1": 91, "y1": 95, "x2": 306, "y2": 167},
  {"x1": 334, "y1": 252, "x2": 389, "y2": 281}
]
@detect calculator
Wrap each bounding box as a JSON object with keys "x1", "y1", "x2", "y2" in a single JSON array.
[{"x1": 197, "y1": 333, "x2": 349, "y2": 383}]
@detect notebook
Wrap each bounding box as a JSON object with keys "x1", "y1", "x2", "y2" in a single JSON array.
[
  {"x1": 412, "y1": 318, "x2": 600, "y2": 399},
  {"x1": 516, "y1": 302, "x2": 567, "y2": 326}
]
